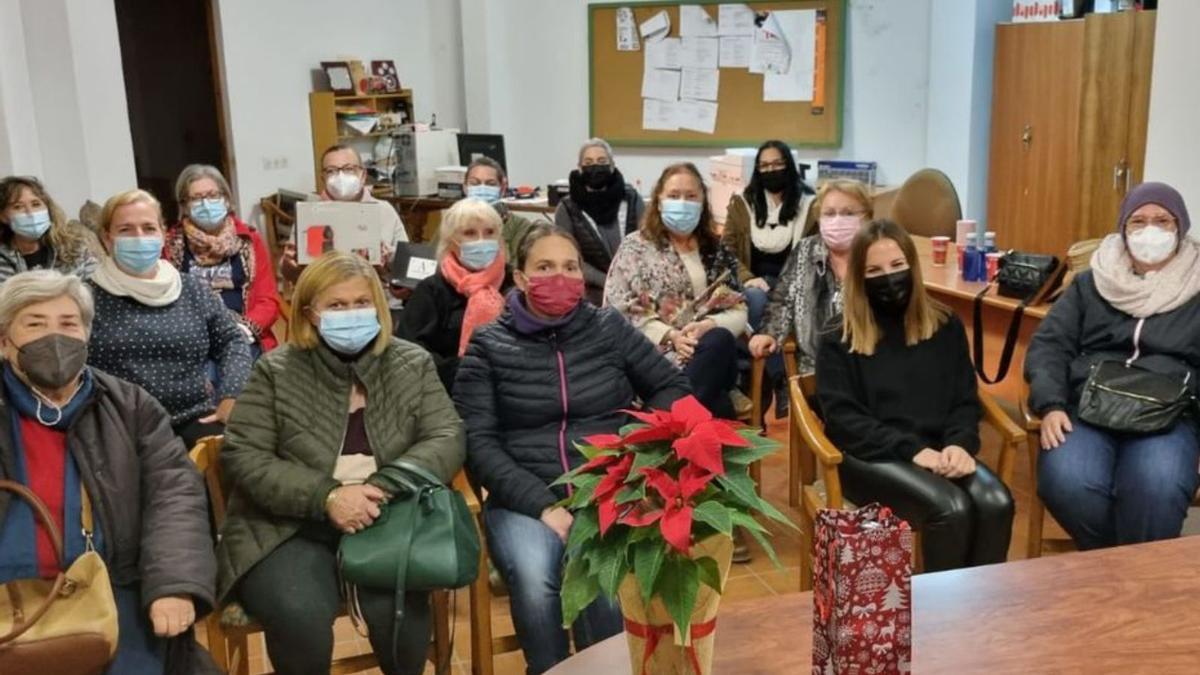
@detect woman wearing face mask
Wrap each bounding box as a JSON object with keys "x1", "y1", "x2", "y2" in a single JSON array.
[
  {"x1": 0, "y1": 270, "x2": 215, "y2": 673},
  {"x1": 396, "y1": 198, "x2": 512, "y2": 393},
  {"x1": 605, "y1": 162, "x2": 745, "y2": 420},
  {"x1": 748, "y1": 179, "x2": 872, "y2": 416},
  {"x1": 454, "y1": 225, "x2": 690, "y2": 674},
  {"x1": 1027, "y1": 182, "x2": 1200, "y2": 551},
  {"x1": 164, "y1": 164, "x2": 280, "y2": 355},
  {"x1": 0, "y1": 176, "x2": 100, "y2": 284},
  {"x1": 553, "y1": 138, "x2": 645, "y2": 305},
  {"x1": 462, "y1": 157, "x2": 534, "y2": 261},
  {"x1": 816, "y1": 219, "x2": 1014, "y2": 573},
  {"x1": 87, "y1": 189, "x2": 252, "y2": 449},
  {"x1": 218, "y1": 251, "x2": 464, "y2": 675}
]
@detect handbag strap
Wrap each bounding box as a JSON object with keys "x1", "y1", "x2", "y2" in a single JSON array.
[
  {"x1": 389, "y1": 494, "x2": 421, "y2": 672},
  {"x1": 0, "y1": 479, "x2": 70, "y2": 646},
  {"x1": 973, "y1": 283, "x2": 1027, "y2": 385}
]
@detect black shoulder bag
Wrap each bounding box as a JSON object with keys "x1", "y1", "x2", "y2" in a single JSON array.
[{"x1": 973, "y1": 252, "x2": 1064, "y2": 384}]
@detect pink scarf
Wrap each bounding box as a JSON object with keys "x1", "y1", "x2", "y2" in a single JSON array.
[{"x1": 440, "y1": 250, "x2": 506, "y2": 356}]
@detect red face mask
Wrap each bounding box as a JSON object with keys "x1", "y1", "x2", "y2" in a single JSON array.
[{"x1": 526, "y1": 274, "x2": 585, "y2": 316}]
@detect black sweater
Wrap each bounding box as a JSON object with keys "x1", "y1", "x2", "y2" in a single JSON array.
[{"x1": 816, "y1": 314, "x2": 981, "y2": 462}]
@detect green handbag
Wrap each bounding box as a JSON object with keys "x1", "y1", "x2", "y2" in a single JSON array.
[{"x1": 337, "y1": 459, "x2": 480, "y2": 667}]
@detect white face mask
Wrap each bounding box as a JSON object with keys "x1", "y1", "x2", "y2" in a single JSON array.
[
  {"x1": 1126, "y1": 225, "x2": 1178, "y2": 266},
  {"x1": 325, "y1": 171, "x2": 363, "y2": 201}
]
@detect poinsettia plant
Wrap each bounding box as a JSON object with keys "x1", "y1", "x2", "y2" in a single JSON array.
[{"x1": 556, "y1": 395, "x2": 795, "y2": 637}]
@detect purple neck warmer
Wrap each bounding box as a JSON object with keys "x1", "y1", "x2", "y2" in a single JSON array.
[{"x1": 506, "y1": 291, "x2": 577, "y2": 335}]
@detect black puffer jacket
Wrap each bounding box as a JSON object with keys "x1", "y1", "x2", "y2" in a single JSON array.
[
  {"x1": 1025, "y1": 270, "x2": 1200, "y2": 415},
  {"x1": 454, "y1": 301, "x2": 691, "y2": 517}
]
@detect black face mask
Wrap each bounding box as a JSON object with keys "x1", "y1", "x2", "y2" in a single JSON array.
[
  {"x1": 865, "y1": 269, "x2": 913, "y2": 317},
  {"x1": 17, "y1": 333, "x2": 88, "y2": 390},
  {"x1": 759, "y1": 169, "x2": 790, "y2": 193},
  {"x1": 581, "y1": 163, "x2": 614, "y2": 189}
]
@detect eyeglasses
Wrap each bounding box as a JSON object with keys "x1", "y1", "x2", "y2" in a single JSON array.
[
  {"x1": 188, "y1": 191, "x2": 224, "y2": 203},
  {"x1": 1127, "y1": 216, "x2": 1176, "y2": 230},
  {"x1": 820, "y1": 209, "x2": 865, "y2": 218},
  {"x1": 322, "y1": 165, "x2": 363, "y2": 178},
  {"x1": 757, "y1": 161, "x2": 787, "y2": 172}
]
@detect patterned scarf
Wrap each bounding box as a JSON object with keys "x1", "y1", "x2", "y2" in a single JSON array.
[
  {"x1": 183, "y1": 218, "x2": 241, "y2": 266},
  {"x1": 1090, "y1": 233, "x2": 1200, "y2": 318},
  {"x1": 440, "y1": 249, "x2": 506, "y2": 356}
]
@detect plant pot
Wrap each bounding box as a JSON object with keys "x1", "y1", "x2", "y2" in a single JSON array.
[{"x1": 617, "y1": 535, "x2": 734, "y2": 675}]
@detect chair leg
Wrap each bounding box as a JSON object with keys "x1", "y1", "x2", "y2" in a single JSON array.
[
  {"x1": 204, "y1": 615, "x2": 230, "y2": 673},
  {"x1": 431, "y1": 590, "x2": 452, "y2": 674},
  {"x1": 229, "y1": 634, "x2": 250, "y2": 675},
  {"x1": 798, "y1": 507, "x2": 814, "y2": 592},
  {"x1": 470, "y1": 535, "x2": 494, "y2": 675},
  {"x1": 1026, "y1": 435, "x2": 1045, "y2": 559},
  {"x1": 788, "y1": 421, "x2": 801, "y2": 508}
]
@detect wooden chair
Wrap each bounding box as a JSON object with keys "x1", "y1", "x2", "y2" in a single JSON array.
[
  {"x1": 790, "y1": 375, "x2": 1023, "y2": 591},
  {"x1": 465, "y1": 481, "x2": 523, "y2": 675},
  {"x1": 746, "y1": 338, "x2": 799, "y2": 496},
  {"x1": 889, "y1": 168, "x2": 962, "y2": 239},
  {"x1": 189, "y1": 436, "x2": 462, "y2": 674}
]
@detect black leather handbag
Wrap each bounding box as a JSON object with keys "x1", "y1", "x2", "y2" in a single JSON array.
[
  {"x1": 973, "y1": 252, "x2": 1065, "y2": 384},
  {"x1": 1078, "y1": 361, "x2": 1195, "y2": 434}
]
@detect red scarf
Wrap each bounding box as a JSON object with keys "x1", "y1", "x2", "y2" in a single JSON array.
[{"x1": 440, "y1": 249, "x2": 506, "y2": 356}]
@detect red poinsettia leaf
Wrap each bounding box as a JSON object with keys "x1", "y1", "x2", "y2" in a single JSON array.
[
  {"x1": 599, "y1": 497, "x2": 620, "y2": 536},
  {"x1": 660, "y1": 503, "x2": 695, "y2": 554},
  {"x1": 678, "y1": 463, "x2": 715, "y2": 501},
  {"x1": 623, "y1": 408, "x2": 670, "y2": 426},
  {"x1": 639, "y1": 466, "x2": 680, "y2": 501},
  {"x1": 695, "y1": 419, "x2": 752, "y2": 448},
  {"x1": 582, "y1": 434, "x2": 625, "y2": 450},
  {"x1": 622, "y1": 425, "x2": 678, "y2": 445},
  {"x1": 669, "y1": 395, "x2": 713, "y2": 433},
  {"x1": 671, "y1": 427, "x2": 726, "y2": 476},
  {"x1": 577, "y1": 452, "x2": 620, "y2": 474},
  {"x1": 595, "y1": 455, "x2": 633, "y2": 500},
  {"x1": 619, "y1": 506, "x2": 664, "y2": 527}
]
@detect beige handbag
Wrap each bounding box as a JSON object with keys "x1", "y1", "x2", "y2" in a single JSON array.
[{"x1": 0, "y1": 479, "x2": 119, "y2": 675}]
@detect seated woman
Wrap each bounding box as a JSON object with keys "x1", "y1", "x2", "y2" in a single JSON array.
[
  {"x1": 86, "y1": 189, "x2": 252, "y2": 449},
  {"x1": 1027, "y1": 182, "x2": 1200, "y2": 550},
  {"x1": 553, "y1": 138, "x2": 645, "y2": 305},
  {"x1": 164, "y1": 164, "x2": 281, "y2": 355},
  {"x1": 218, "y1": 251, "x2": 465, "y2": 675},
  {"x1": 454, "y1": 225, "x2": 690, "y2": 674},
  {"x1": 816, "y1": 219, "x2": 1013, "y2": 573},
  {"x1": 396, "y1": 198, "x2": 512, "y2": 393},
  {"x1": 605, "y1": 162, "x2": 745, "y2": 420},
  {"x1": 0, "y1": 175, "x2": 99, "y2": 283},
  {"x1": 0, "y1": 270, "x2": 214, "y2": 673},
  {"x1": 748, "y1": 178, "x2": 872, "y2": 415}
]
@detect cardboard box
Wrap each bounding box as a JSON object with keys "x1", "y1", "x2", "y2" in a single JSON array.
[
  {"x1": 708, "y1": 152, "x2": 755, "y2": 223},
  {"x1": 295, "y1": 201, "x2": 386, "y2": 264}
]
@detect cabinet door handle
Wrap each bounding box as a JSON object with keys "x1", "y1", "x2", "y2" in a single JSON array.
[
  {"x1": 1113, "y1": 162, "x2": 1127, "y2": 191},
  {"x1": 1021, "y1": 125, "x2": 1033, "y2": 149}
]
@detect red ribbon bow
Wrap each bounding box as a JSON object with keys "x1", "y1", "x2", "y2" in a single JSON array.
[{"x1": 624, "y1": 617, "x2": 718, "y2": 675}]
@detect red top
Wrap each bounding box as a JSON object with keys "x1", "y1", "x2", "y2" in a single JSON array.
[{"x1": 19, "y1": 418, "x2": 68, "y2": 578}]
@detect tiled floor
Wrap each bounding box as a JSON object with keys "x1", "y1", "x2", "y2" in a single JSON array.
[{"x1": 202, "y1": 405, "x2": 1064, "y2": 674}]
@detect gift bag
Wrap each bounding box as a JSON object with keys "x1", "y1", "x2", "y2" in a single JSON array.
[{"x1": 812, "y1": 503, "x2": 913, "y2": 675}]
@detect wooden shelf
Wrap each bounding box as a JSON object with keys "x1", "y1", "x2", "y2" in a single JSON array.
[
  {"x1": 310, "y1": 90, "x2": 415, "y2": 192},
  {"x1": 333, "y1": 90, "x2": 412, "y2": 101},
  {"x1": 337, "y1": 131, "x2": 395, "y2": 140}
]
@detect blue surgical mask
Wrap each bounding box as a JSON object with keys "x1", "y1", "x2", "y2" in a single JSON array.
[
  {"x1": 112, "y1": 236, "x2": 163, "y2": 274},
  {"x1": 458, "y1": 239, "x2": 500, "y2": 271},
  {"x1": 319, "y1": 308, "x2": 381, "y2": 355},
  {"x1": 660, "y1": 199, "x2": 703, "y2": 235},
  {"x1": 189, "y1": 198, "x2": 229, "y2": 230},
  {"x1": 466, "y1": 185, "x2": 502, "y2": 204},
  {"x1": 10, "y1": 209, "x2": 52, "y2": 240}
]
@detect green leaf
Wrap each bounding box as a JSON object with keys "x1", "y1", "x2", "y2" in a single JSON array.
[
  {"x1": 566, "y1": 509, "x2": 600, "y2": 557},
  {"x1": 629, "y1": 524, "x2": 658, "y2": 544},
  {"x1": 616, "y1": 481, "x2": 647, "y2": 505},
  {"x1": 655, "y1": 555, "x2": 699, "y2": 638},
  {"x1": 563, "y1": 474, "x2": 602, "y2": 510},
  {"x1": 730, "y1": 512, "x2": 782, "y2": 569},
  {"x1": 716, "y1": 471, "x2": 798, "y2": 530},
  {"x1": 723, "y1": 442, "x2": 779, "y2": 466},
  {"x1": 630, "y1": 446, "x2": 671, "y2": 474},
  {"x1": 560, "y1": 555, "x2": 600, "y2": 628},
  {"x1": 695, "y1": 555, "x2": 723, "y2": 593},
  {"x1": 575, "y1": 441, "x2": 616, "y2": 461},
  {"x1": 691, "y1": 500, "x2": 733, "y2": 536},
  {"x1": 590, "y1": 536, "x2": 630, "y2": 598},
  {"x1": 632, "y1": 539, "x2": 666, "y2": 604},
  {"x1": 619, "y1": 422, "x2": 648, "y2": 436}
]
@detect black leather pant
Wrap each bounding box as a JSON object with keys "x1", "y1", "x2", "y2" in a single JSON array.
[{"x1": 838, "y1": 455, "x2": 1015, "y2": 573}]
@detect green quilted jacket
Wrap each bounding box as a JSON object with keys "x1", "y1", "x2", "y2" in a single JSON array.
[{"x1": 215, "y1": 338, "x2": 465, "y2": 601}]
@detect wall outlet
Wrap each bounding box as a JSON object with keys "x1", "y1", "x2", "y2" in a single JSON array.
[{"x1": 260, "y1": 156, "x2": 289, "y2": 171}]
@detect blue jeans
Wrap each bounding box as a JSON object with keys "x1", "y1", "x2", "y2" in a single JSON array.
[
  {"x1": 484, "y1": 505, "x2": 623, "y2": 675},
  {"x1": 743, "y1": 285, "x2": 785, "y2": 395},
  {"x1": 107, "y1": 584, "x2": 166, "y2": 674},
  {"x1": 1038, "y1": 415, "x2": 1200, "y2": 550}
]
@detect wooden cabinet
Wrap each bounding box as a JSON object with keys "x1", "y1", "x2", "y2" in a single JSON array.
[
  {"x1": 308, "y1": 91, "x2": 414, "y2": 192},
  {"x1": 987, "y1": 11, "x2": 1156, "y2": 256}
]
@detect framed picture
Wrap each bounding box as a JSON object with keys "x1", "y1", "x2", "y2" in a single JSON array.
[
  {"x1": 320, "y1": 61, "x2": 355, "y2": 96},
  {"x1": 372, "y1": 60, "x2": 401, "y2": 93}
]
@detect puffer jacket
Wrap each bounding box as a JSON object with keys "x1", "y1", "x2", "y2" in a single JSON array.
[
  {"x1": 1025, "y1": 270, "x2": 1200, "y2": 416},
  {"x1": 454, "y1": 301, "x2": 691, "y2": 518},
  {"x1": 0, "y1": 368, "x2": 215, "y2": 613},
  {"x1": 216, "y1": 338, "x2": 465, "y2": 601}
]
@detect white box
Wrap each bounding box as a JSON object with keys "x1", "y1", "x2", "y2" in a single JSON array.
[
  {"x1": 295, "y1": 201, "x2": 386, "y2": 265},
  {"x1": 708, "y1": 153, "x2": 755, "y2": 223},
  {"x1": 391, "y1": 128, "x2": 460, "y2": 197},
  {"x1": 436, "y1": 165, "x2": 467, "y2": 199}
]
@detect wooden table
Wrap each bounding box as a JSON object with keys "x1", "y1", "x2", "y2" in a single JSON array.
[
  {"x1": 912, "y1": 235, "x2": 1056, "y2": 404},
  {"x1": 372, "y1": 188, "x2": 557, "y2": 242},
  {"x1": 549, "y1": 535, "x2": 1200, "y2": 674}
]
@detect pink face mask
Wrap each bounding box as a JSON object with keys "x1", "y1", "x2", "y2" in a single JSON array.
[{"x1": 819, "y1": 215, "x2": 862, "y2": 252}]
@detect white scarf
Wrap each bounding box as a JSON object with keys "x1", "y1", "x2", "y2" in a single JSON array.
[
  {"x1": 745, "y1": 194, "x2": 808, "y2": 254},
  {"x1": 91, "y1": 256, "x2": 182, "y2": 307},
  {"x1": 1090, "y1": 233, "x2": 1200, "y2": 318}
]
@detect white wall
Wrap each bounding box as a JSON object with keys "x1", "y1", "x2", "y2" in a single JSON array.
[
  {"x1": 1145, "y1": 0, "x2": 1200, "y2": 211},
  {"x1": 460, "y1": 0, "x2": 1001, "y2": 198},
  {"x1": 0, "y1": 0, "x2": 135, "y2": 215},
  {"x1": 214, "y1": 0, "x2": 467, "y2": 217}
]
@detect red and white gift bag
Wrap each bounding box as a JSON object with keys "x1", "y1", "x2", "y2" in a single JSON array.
[{"x1": 812, "y1": 503, "x2": 913, "y2": 675}]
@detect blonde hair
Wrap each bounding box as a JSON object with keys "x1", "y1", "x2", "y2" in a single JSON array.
[
  {"x1": 437, "y1": 198, "x2": 503, "y2": 259},
  {"x1": 290, "y1": 251, "x2": 392, "y2": 355},
  {"x1": 99, "y1": 189, "x2": 164, "y2": 251},
  {"x1": 0, "y1": 176, "x2": 96, "y2": 266},
  {"x1": 841, "y1": 219, "x2": 949, "y2": 356},
  {"x1": 804, "y1": 179, "x2": 875, "y2": 237}
]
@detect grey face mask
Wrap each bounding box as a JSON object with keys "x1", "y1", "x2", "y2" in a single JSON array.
[{"x1": 17, "y1": 333, "x2": 88, "y2": 390}]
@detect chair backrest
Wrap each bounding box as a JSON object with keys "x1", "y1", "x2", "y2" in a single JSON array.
[
  {"x1": 889, "y1": 168, "x2": 962, "y2": 239},
  {"x1": 188, "y1": 435, "x2": 228, "y2": 528}
]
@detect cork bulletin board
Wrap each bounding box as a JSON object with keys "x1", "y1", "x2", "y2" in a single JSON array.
[{"x1": 588, "y1": 0, "x2": 846, "y2": 148}]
